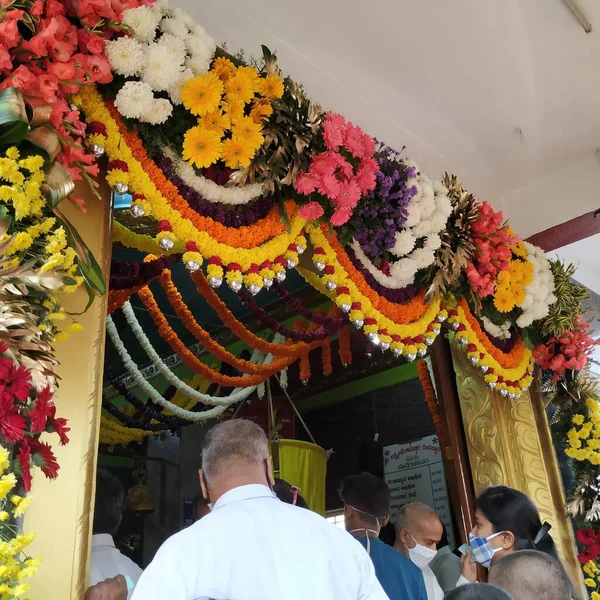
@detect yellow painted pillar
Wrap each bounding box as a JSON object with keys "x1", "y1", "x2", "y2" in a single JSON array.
[
  {"x1": 451, "y1": 344, "x2": 585, "y2": 596},
  {"x1": 25, "y1": 181, "x2": 112, "y2": 599}
]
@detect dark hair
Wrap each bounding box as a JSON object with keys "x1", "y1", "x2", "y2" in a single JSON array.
[
  {"x1": 93, "y1": 469, "x2": 124, "y2": 535},
  {"x1": 273, "y1": 478, "x2": 308, "y2": 509},
  {"x1": 444, "y1": 583, "x2": 512, "y2": 600},
  {"x1": 339, "y1": 472, "x2": 390, "y2": 518},
  {"x1": 439, "y1": 522, "x2": 449, "y2": 549},
  {"x1": 476, "y1": 486, "x2": 559, "y2": 560}
]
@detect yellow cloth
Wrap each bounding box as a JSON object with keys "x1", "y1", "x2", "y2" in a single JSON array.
[{"x1": 278, "y1": 439, "x2": 327, "y2": 516}]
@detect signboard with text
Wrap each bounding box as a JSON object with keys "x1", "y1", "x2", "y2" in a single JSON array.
[{"x1": 383, "y1": 434, "x2": 456, "y2": 548}]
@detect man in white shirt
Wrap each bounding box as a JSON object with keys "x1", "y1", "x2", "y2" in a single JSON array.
[
  {"x1": 394, "y1": 503, "x2": 467, "y2": 600},
  {"x1": 89, "y1": 470, "x2": 143, "y2": 599},
  {"x1": 132, "y1": 419, "x2": 389, "y2": 600}
]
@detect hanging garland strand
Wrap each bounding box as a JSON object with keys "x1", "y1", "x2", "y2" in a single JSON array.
[
  {"x1": 239, "y1": 288, "x2": 343, "y2": 342},
  {"x1": 110, "y1": 254, "x2": 181, "y2": 290},
  {"x1": 339, "y1": 325, "x2": 353, "y2": 367},
  {"x1": 416, "y1": 359, "x2": 447, "y2": 448},
  {"x1": 272, "y1": 282, "x2": 347, "y2": 328},
  {"x1": 157, "y1": 269, "x2": 287, "y2": 375},
  {"x1": 136, "y1": 283, "x2": 304, "y2": 385},
  {"x1": 190, "y1": 270, "x2": 320, "y2": 357}
]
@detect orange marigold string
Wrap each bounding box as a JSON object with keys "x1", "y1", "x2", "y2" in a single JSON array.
[
  {"x1": 339, "y1": 325, "x2": 352, "y2": 367},
  {"x1": 191, "y1": 270, "x2": 318, "y2": 358},
  {"x1": 108, "y1": 102, "x2": 293, "y2": 249},
  {"x1": 136, "y1": 284, "x2": 301, "y2": 386},
  {"x1": 417, "y1": 359, "x2": 447, "y2": 448},
  {"x1": 458, "y1": 298, "x2": 525, "y2": 369},
  {"x1": 158, "y1": 268, "x2": 288, "y2": 375},
  {"x1": 327, "y1": 227, "x2": 430, "y2": 324}
]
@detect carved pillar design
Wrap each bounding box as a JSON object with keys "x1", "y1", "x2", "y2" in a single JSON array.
[
  {"x1": 451, "y1": 344, "x2": 584, "y2": 594},
  {"x1": 25, "y1": 180, "x2": 112, "y2": 599}
]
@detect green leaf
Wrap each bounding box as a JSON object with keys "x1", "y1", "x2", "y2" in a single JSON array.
[{"x1": 0, "y1": 88, "x2": 29, "y2": 146}]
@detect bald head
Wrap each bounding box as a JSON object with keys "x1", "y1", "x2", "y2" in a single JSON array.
[
  {"x1": 488, "y1": 550, "x2": 570, "y2": 600},
  {"x1": 394, "y1": 502, "x2": 443, "y2": 556},
  {"x1": 445, "y1": 583, "x2": 512, "y2": 600}
]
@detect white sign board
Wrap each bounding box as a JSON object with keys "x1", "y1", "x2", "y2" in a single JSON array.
[{"x1": 384, "y1": 434, "x2": 456, "y2": 549}]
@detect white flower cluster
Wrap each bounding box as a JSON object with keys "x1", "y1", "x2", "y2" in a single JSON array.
[
  {"x1": 482, "y1": 316, "x2": 512, "y2": 340},
  {"x1": 106, "y1": 0, "x2": 216, "y2": 124},
  {"x1": 353, "y1": 165, "x2": 452, "y2": 289},
  {"x1": 515, "y1": 243, "x2": 557, "y2": 328}
]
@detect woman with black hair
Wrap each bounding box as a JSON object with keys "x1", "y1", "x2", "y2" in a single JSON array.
[{"x1": 461, "y1": 486, "x2": 560, "y2": 582}]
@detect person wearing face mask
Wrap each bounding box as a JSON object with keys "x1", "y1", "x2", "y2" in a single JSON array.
[
  {"x1": 340, "y1": 473, "x2": 427, "y2": 600},
  {"x1": 394, "y1": 502, "x2": 467, "y2": 600},
  {"x1": 460, "y1": 486, "x2": 562, "y2": 584}
]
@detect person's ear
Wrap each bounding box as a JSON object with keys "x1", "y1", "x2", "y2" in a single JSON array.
[
  {"x1": 501, "y1": 530, "x2": 515, "y2": 550},
  {"x1": 382, "y1": 515, "x2": 390, "y2": 528},
  {"x1": 199, "y1": 469, "x2": 209, "y2": 500},
  {"x1": 265, "y1": 456, "x2": 275, "y2": 487},
  {"x1": 399, "y1": 527, "x2": 411, "y2": 546}
]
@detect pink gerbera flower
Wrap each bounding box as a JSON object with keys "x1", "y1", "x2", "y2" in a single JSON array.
[
  {"x1": 309, "y1": 151, "x2": 337, "y2": 177},
  {"x1": 335, "y1": 180, "x2": 361, "y2": 210},
  {"x1": 294, "y1": 172, "x2": 318, "y2": 195},
  {"x1": 330, "y1": 207, "x2": 353, "y2": 226},
  {"x1": 323, "y1": 115, "x2": 344, "y2": 151},
  {"x1": 343, "y1": 124, "x2": 375, "y2": 159},
  {"x1": 317, "y1": 172, "x2": 341, "y2": 200},
  {"x1": 299, "y1": 201, "x2": 325, "y2": 220}
]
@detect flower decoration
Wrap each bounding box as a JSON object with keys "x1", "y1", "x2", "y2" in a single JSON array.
[
  {"x1": 105, "y1": 2, "x2": 217, "y2": 124},
  {"x1": 565, "y1": 398, "x2": 600, "y2": 465},
  {"x1": 294, "y1": 112, "x2": 378, "y2": 226}
]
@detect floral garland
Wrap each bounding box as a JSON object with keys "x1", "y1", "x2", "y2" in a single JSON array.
[
  {"x1": 110, "y1": 254, "x2": 180, "y2": 290},
  {"x1": 106, "y1": 316, "x2": 285, "y2": 421},
  {"x1": 447, "y1": 298, "x2": 534, "y2": 397},
  {"x1": 417, "y1": 359, "x2": 446, "y2": 447},
  {"x1": 78, "y1": 85, "x2": 307, "y2": 277},
  {"x1": 339, "y1": 325, "x2": 352, "y2": 367},
  {"x1": 565, "y1": 398, "x2": 600, "y2": 465}
]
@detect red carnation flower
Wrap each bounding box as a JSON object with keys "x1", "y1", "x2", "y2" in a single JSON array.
[
  {"x1": 16, "y1": 439, "x2": 32, "y2": 493},
  {"x1": 30, "y1": 439, "x2": 60, "y2": 480}
]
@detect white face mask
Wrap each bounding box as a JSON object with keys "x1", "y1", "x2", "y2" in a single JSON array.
[
  {"x1": 346, "y1": 504, "x2": 382, "y2": 555},
  {"x1": 407, "y1": 532, "x2": 437, "y2": 568}
]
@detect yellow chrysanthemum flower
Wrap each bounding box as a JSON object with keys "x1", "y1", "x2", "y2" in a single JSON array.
[
  {"x1": 250, "y1": 98, "x2": 273, "y2": 123},
  {"x1": 212, "y1": 57, "x2": 237, "y2": 82},
  {"x1": 181, "y1": 73, "x2": 224, "y2": 117},
  {"x1": 573, "y1": 414, "x2": 585, "y2": 426},
  {"x1": 0, "y1": 512, "x2": 9, "y2": 522},
  {"x1": 13, "y1": 495, "x2": 32, "y2": 518},
  {"x1": 0, "y1": 473, "x2": 16, "y2": 502},
  {"x1": 592, "y1": 591, "x2": 600, "y2": 600},
  {"x1": 54, "y1": 331, "x2": 69, "y2": 343},
  {"x1": 46, "y1": 227, "x2": 67, "y2": 255},
  {"x1": 224, "y1": 71, "x2": 255, "y2": 104},
  {"x1": 182, "y1": 126, "x2": 224, "y2": 169},
  {"x1": 5, "y1": 147, "x2": 19, "y2": 160},
  {"x1": 494, "y1": 287, "x2": 515, "y2": 313},
  {"x1": 6, "y1": 231, "x2": 33, "y2": 255},
  {"x1": 19, "y1": 155, "x2": 43, "y2": 172},
  {"x1": 258, "y1": 74, "x2": 284, "y2": 100},
  {"x1": 68, "y1": 322, "x2": 84, "y2": 333},
  {"x1": 0, "y1": 447, "x2": 9, "y2": 473},
  {"x1": 586, "y1": 579, "x2": 596, "y2": 588},
  {"x1": 232, "y1": 116, "x2": 265, "y2": 151},
  {"x1": 200, "y1": 109, "x2": 231, "y2": 133},
  {"x1": 221, "y1": 136, "x2": 255, "y2": 169}
]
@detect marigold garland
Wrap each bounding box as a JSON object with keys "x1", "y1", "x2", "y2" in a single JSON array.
[
  {"x1": 339, "y1": 325, "x2": 353, "y2": 367},
  {"x1": 447, "y1": 298, "x2": 534, "y2": 397},
  {"x1": 322, "y1": 336, "x2": 332, "y2": 376},
  {"x1": 417, "y1": 359, "x2": 446, "y2": 447}
]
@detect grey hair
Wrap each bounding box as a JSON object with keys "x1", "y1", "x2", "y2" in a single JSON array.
[
  {"x1": 396, "y1": 501, "x2": 437, "y2": 531},
  {"x1": 489, "y1": 550, "x2": 571, "y2": 600},
  {"x1": 445, "y1": 583, "x2": 512, "y2": 600},
  {"x1": 201, "y1": 419, "x2": 269, "y2": 480}
]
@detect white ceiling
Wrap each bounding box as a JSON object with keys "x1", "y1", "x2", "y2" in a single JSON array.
[{"x1": 551, "y1": 234, "x2": 600, "y2": 295}]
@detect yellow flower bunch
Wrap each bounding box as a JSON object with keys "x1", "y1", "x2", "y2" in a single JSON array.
[
  {"x1": 493, "y1": 258, "x2": 534, "y2": 313},
  {"x1": 584, "y1": 561, "x2": 600, "y2": 597},
  {"x1": 181, "y1": 58, "x2": 283, "y2": 169},
  {"x1": 0, "y1": 446, "x2": 41, "y2": 597},
  {"x1": 565, "y1": 398, "x2": 600, "y2": 464}
]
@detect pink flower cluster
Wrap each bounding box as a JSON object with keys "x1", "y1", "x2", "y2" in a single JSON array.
[
  {"x1": 466, "y1": 201, "x2": 518, "y2": 298},
  {"x1": 0, "y1": 0, "x2": 142, "y2": 208},
  {"x1": 294, "y1": 112, "x2": 378, "y2": 226},
  {"x1": 533, "y1": 317, "x2": 597, "y2": 380}
]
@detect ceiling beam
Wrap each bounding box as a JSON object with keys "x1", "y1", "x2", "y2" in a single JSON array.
[{"x1": 525, "y1": 209, "x2": 600, "y2": 252}]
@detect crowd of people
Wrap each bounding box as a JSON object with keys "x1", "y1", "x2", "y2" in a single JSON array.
[{"x1": 86, "y1": 419, "x2": 579, "y2": 600}]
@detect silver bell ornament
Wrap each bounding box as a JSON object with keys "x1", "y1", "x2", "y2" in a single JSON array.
[
  {"x1": 367, "y1": 332, "x2": 381, "y2": 346},
  {"x1": 263, "y1": 277, "x2": 273, "y2": 289},
  {"x1": 248, "y1": 284, "x2": 261, "y2": 296},
  {"x1": 185, "y1": 260, "x2": 201, "y2": 273},
  {"x1": 380, "y1": 342, "x2": 390, "y2": 351},
  {"x1": 480, "y1": 364, "x2": 489, "y2": 374},
  {"x1": 113, "y1": 182, "x2": 128, "y2": 194},
  {"x1": 437, "y1": 313, "x2": 447, "y2": 323},
  {"x1": 451, "y1": 321, "x2": 461, "y2": 331},
  {"x1": 352, "y1": 319, "x2": 364, "y2": 329},
  {"x1": 393, "y1": 348, "x2": 403, "y2": 358},
  {"x1": 457, "y1": 336, "x2": 468, "y2": 346},
  {"x1": 468, "y1": 355, "x2": 479, "y2": 366},
  {"x1": 340, "y1": 303, "x2": 351, "y2": 314},
  {"x1": 499, "y1": 388, "x2": 509, "y2": 398},
  {"x1": 424, "y1": 337, "x2": 434, "y2": 346},
  {"x1": 131, "y1": 203, "x2": 145, "y2": 218},
  {"x1": 314, "y1": 260, "x2": 326, "y2": 272},
  {"x1": 209, "y1": 276, "x2": 223, "y2": 288},
  {"x1": 159, "y1": 237, "x2": 174, "y2": 251},
  {"x1": 285, "y1": 257, "x2": 296, "y2": 269},
  {"x1": 487, "y1": 381, "x2": 497, "y2": 390},
  {"x1": 275, "y1": 271, "x2": 287, "y2": 283},
  {"x1": 406, "y1": 353, "x2": 417, "y2": 362},
  {"x1": 296, "y1": 244, "x2": 305, "y2": 255},
  {"x1": 417, "y1": 348, "x2": 427, "y2": 358},
  {"x1": 325, "y1": 280, "x2": 337, "y2": 291},
  {"x1": 90, "y1": 144, "x2": 105, "y2": 158},
  {"x1": 229, "y1": 280, "x2": 242, "y2": 292}
]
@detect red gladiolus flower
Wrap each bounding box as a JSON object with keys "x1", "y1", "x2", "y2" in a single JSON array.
[
  {"x1": 17, "y1": 439, "x2": 32, "y2": 493},
  {"x1": 30, "y1": 439, "x2": 59, "y2": 479}
]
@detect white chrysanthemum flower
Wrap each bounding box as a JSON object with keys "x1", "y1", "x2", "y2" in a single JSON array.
[
  {"x1": 114, "y1": 81, "x2": 155, "y2": 120},
  {"x1": 105, "y1": 36, "x2": 146, "y2": 77},
  {"x1": 412, "y1": 219, "x2": 432, "y2": 238},
  {"x1": 141, "y1": 97, "x2": 173, "y2": 125},
  {"x1": 151, "y1": 0, "x2": 169, "y2": 13},
  {"x1": 412, "y1": 248, "x2": 435, "y2": 269},
  {"x1": 122, "y1": 5, "x2": 162, "y2": 43},
  {"x1": 160, "y1": 16, "x2": 189, "y2": 38},
  {"x1": 168, "y1": 67, "x2": 193, "y2": 105},
  {"x1": 186, "y1": 33, "x2": 216, "y2": 56},
  {"x1": 391, "y1": 257, "x2": 418, "y2": 286},
  {"x1": 170, "y1": 7, "x2": 196, "y2": 28},
  {"x1": 429, "y1": 215, "x2": 449, "y2": 233},
  {"x1": 390, "y1": 230, "x2": 416, "y2": 257},
  {"x1": 142, "y1": 42, "x2": 184, "y2": 92},
  {"x1": 186, "y1": 52, "x2": 213, "y2": 75},
  {"x1": 157, "y1": 33, "x2": 187, "y2": 62},
  {"x1": 425, "y1": 234, "x2": 442, "y2": 251}
]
